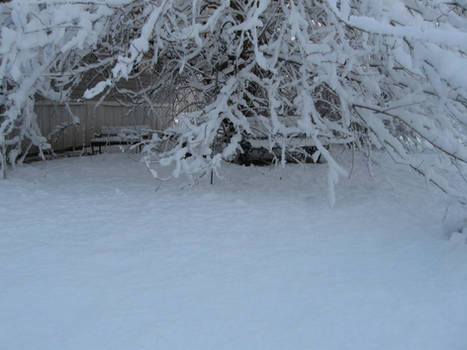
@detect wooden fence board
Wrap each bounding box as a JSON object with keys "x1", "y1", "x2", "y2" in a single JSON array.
[{"x1": 34, "y1": 101, "x2": 174, "y2": 152}]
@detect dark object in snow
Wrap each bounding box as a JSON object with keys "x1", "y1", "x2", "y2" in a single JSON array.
[
  {"x1": 233, "y1": 139, "x2": 322, "y2": 166},
  {"x1": 215, "y1": 117, "x2": 325, "y2": 166},
  {"x1": 91, "y1": 126, "x2": 151, "y2": 154}
]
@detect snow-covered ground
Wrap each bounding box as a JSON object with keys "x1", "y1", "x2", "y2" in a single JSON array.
[{"x1": 0, "y1": 150, "x2": 466, "y2": 350}]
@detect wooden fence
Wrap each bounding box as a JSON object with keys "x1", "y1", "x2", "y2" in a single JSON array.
[{"x1": 35, "y1": 100, "x2": 174, "y2": 152}]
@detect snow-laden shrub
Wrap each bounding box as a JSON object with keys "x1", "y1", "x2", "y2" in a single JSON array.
[
  {"x1": 0, "y1": 0, "x2": 124, "y2": 177},
  {"x1": 1, "y1": 0, "x2": 466, "y2": 204}
]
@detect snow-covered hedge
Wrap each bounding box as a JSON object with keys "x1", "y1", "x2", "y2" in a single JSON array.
[{"x1": 1, "y1": 0, "x2": 466, "y2": 203}]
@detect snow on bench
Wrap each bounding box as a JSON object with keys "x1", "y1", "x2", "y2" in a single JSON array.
[
  {"x1": 242, "y1": 116, "x2": 353, "y2": 148},
  {"x1": 91, "y1": 125, "x2": 151, "y2": 154},
  {"x1": 235, "y1": 117, "x2": 324, "y2": 165}
]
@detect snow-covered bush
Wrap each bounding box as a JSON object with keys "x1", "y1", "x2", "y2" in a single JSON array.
[
  {"x1": 0, "y1": 0, "x2": 122, "y2": 177},
  {"x1": 1, "y1": 0, "x2": 466, "y2": 203}
]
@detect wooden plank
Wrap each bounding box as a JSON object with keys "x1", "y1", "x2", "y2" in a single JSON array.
[{"x1": 32, "y1": 99, "x2": 177, "y2": 155}]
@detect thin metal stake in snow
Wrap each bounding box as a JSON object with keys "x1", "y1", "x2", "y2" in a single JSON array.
[{"x1": 0, "y1": 142, "x2": 6, "y2": 180}]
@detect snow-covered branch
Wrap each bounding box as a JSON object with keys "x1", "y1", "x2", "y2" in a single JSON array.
[{"x1": 1, "y1": 0, "x2": 466, "y2": 203}]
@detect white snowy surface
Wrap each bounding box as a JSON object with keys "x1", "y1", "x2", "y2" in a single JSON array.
[{"x1": 0, "y1": 151, "x2": 466, "y2": 350}]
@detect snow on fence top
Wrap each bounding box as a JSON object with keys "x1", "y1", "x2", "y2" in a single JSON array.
[{"x1": 0, "y1": 0, "x2": 466, "y2": 204}]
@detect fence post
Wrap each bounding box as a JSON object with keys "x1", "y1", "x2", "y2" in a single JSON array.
[{"x1": 0, "y1": 141, "x2": 6, "y2": 179}]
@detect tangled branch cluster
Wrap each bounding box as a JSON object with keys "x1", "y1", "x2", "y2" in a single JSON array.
[{"x1": 1, "y1": 0, "x2": 466, "y2": 201}]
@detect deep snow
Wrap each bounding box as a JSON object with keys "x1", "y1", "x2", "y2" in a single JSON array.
[{"x1": 0, "y1": 150, "x2": 466, "y2": 350}]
